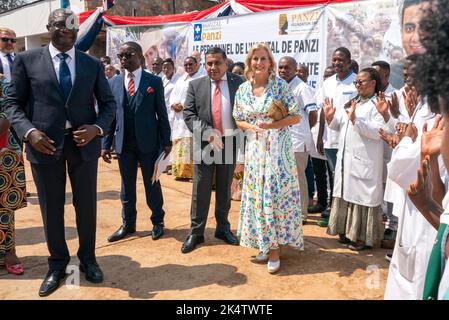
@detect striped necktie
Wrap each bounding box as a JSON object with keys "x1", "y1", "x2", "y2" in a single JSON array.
[{"x1": 128, "y1": 72, "x2": 135, "y2": 96}]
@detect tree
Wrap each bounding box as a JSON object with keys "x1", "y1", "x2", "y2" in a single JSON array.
[{"x1": 0, "y1": 0, "x2": 27, "y2": 14}]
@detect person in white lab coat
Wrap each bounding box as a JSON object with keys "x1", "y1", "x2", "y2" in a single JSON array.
[
  {"x1": 168, "y1": 56, "x2": 202, "y2": 180},
  {"x1": 393, "y1": 2, "x2": 449, "y2": 299},
  {"x1": 324, "y1": 68, "x2": 392, "y2": 251},
  {"x1": 162, "y1": 58, "x2": 179, "y2": 172},
  {"x1": 382, "y1": 88, "x2": 436, "y2": 299},
  {"x1": 371, "y1": 60, "x2": 398, "y2": 249}
]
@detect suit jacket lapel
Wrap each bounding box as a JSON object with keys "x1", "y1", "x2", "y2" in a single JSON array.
[
  {"x1": 66, "y1": 50, "x2": 83, "y2": 106},
  {"x1": 116, "y1": 74, "x2": 125, "y2": 108},
  {"x1": 42, "y1": 46, "x2": 65, "y2": 101},
  {"x1": 133, "y1": 71, "x2": 146, "y2": 111},
  {"x1": 227, "y1": 72, "x2": 238, "y2": 108}
]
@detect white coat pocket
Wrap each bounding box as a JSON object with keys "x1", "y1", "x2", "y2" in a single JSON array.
[
  {"x1": 396, "y1": 245, "x2": 416, "y2": 282},
  {"x1": 350, "y1": 152, "x2": 373, "y2": 180}
]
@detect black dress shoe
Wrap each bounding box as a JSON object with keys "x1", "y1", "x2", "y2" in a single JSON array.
[
  {"x1": 80, "y1": 262, "x2": 104, "y2": 283},
  {"x1": 215, "y1": 230, "x2": 239, "y2": 245},
  {"x1": 107, "y1": 225, "x2": 136, "y2": 242},
  {"x1": 308, "y1": 203, "x2": 326, "y2": 213},
  {"x1": 181, "y1": 234, "x2": 205, "y2": 254},
  {"x1": 151, "y1": 224, "x2": 164, "y2": 240},
  {"x1": 38, "y1": 270, "x2": 68, "y2": 297}
]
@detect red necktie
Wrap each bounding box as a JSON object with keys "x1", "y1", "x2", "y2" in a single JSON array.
[
  {"x1": 212, "y1": 80, "x2": 223, "y2": 135},
  {"x1": 128, "y1": 72, "x2": 135, "y2": 96}
]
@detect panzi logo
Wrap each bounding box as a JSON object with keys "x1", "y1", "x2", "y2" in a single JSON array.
[
  {"x1": 201, "y1": 31, "x2": 222, "y2": 41},
  {"x1": 291, "y1": 11, "x2": 320, "y2": 24}
]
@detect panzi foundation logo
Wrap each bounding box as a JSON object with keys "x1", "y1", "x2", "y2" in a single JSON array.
[
  {"x1": 193, "y1": 21, "x2": 222, "y2": 42},
  {"x1": 278, "y1": 10, "x2": 322, "y2": 35}
]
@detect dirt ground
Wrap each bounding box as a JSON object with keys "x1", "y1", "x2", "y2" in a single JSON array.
[{"x1": 0, "y1": 160, "x2": 390, "y2": 300}]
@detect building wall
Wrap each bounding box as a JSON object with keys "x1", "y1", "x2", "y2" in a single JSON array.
[
  {"x1": 0, "y1": 0, "x2": 86, "y2": 51},
  {"x1": 86, "y1": 0, "x2": 221, "y2": 16}
]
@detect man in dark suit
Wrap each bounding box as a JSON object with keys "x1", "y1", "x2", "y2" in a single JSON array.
[
  {"x1": 181, "y1": 47, "x2": 244, "y2": 253},
  {"x1": 5, "y1": 9, "x2": 116, "y2": 297},
  {"x1": 102, "y1": 42, "x2": 171, "y2": 243}
]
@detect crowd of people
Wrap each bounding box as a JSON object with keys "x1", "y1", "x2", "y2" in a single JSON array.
[{"x1": 0, "y1": 0, "x2": 448, "y2": 300}]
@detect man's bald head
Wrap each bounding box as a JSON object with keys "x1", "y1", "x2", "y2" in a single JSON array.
[
  {"x1": 278, "y1": 56, "x2": 298, "y2": 83},
  {"x1": 280, "y1": 56, "x2": 297, "y2": 68}
]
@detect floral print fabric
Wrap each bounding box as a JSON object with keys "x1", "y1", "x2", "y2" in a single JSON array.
[{"x1": 233, "y1": 76, "x2": 304, "y2": 255}]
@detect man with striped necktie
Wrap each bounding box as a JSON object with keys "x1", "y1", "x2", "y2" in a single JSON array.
[{"x1": 102, "y1": 42, "x2": 172, "y2": 244}]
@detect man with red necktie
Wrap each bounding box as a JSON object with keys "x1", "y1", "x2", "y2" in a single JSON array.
[
  {"x1": 102, "y1": 42, "x2": 172, "y2": 244},
  {"x1": 182, "y1": 47, "x2": 244, "y2": 253}
]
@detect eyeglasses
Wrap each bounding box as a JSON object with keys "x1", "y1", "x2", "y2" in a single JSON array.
[
  {"x1": 117, "y1": 52, "x2": 136, "y2": 60},
  {"x1": 1, "y1": 38, "x2": 16, "y2": 43},
  {"x1": 50, "y1": 22, "x2": 79, "y2": 32},
  {"x1": 353, "y1": 80, "x2": 371, "y2": 86}
]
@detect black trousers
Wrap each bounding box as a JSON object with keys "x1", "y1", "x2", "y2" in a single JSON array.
[
  {"x1": 189, "y1": 136, "x2": 237, "y2": 236},
  {"x1": 311, "y1": 157, "x2": 329, "y2": 208},
  {"x1": 117, "y1": 143, "x2": 164, "y2": 227},
  {"x1": 31, "y1": 134, "x2": 98, "y2": 272}
]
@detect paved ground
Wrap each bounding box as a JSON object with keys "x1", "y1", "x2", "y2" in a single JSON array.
[{"x1": 0, "y1": 160, "x2": 390, "y2": 300}]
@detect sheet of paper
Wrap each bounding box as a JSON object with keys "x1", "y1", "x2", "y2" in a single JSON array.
[{"x1": 152, "y1": 151, "x2": 170, "y2": 184}]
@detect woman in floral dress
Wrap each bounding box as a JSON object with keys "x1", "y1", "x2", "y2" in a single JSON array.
[{"x1": 233, "y1": 43, "x2": 304, "y2": 273}]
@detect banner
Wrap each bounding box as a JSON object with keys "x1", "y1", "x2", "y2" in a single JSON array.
[
  {"x1": 326, "y1": 0, "x2": 404, "y2": 88},
  {"x1": 107, "y1": 23, "x2": 190, "y2": 74},
  {"x1": 106, "y1": 0, "x2": 426, "y2": 90},
  {"x1": 189, "y1": 5, "x2": 326, "y2": 88}
]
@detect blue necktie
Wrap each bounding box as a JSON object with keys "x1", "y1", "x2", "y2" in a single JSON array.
[
  {"x1": 6, "y1": 53, "x2": 13, "y2": 76},
  {"x1": 57, "y1": 53, "x2": 72, "y2": 102}
]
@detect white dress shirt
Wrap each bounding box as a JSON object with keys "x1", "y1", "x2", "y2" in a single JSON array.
[
  {"x1": 322, "y1": 71, "x2": 357, "y2": 149},
  {"x1": 49, "y1": 43, "x2": 76, "y2": 131},
  {"x1": 48, "y1": 42, "x2": 76, "y2": 85},
  {"x1": 210, "y1": 73, "x2": 234, "y2": 136},
  {"x1": 0, "y1": 51, "x2": 15, "y2": 82},
  {"x1": 124, "y1": 67, "x2": 142, "y2": 94},
  {"x1": 288, "y1": 76, "x2": 318, "y2": 153}
]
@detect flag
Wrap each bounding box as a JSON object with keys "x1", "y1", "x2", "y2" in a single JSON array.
[
  {"x1": 75, "y1": 8, "x2": 104, "y2": 52},
  {"x1": 103, "y1": 0, "x2": 116, "y2": 10},
  {"x1": 60, "y1": 0, "x2": 70, "y2": 9}
]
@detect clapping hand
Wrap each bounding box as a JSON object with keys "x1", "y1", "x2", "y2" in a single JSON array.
[
  {"x1": 346, "y1": 99, "x2": 357, "y2": 124},
  {"x1": 403, "y1": 85, "x2": 420, "y2": 118},
  {"x1": 404, "y1": 123, "x2": 418, "y2": 142},
  {"x1": 408, "y1": 155, "x2": 433, "y2": 211},
  {"x1": 379, "y1": 128, "x2": 400, "y2": 149},
  {"x1": 421, "y1": 114, "x2": 444, "y2": 159},
  {"x1": 388, "y1": 91, "x2": 400, "y2": 119},
  {"x1": 323, "y1": 97, "x2": 336, "y2": 124},
  {"x1": 395, "y1": 122, "x2": 417, "y2": 142},
  {"x1": 373, "y1": 91, "x2": 390, "y2": 123}
]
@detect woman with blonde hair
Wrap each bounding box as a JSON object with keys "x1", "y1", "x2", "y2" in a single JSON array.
[{"x1": 233, "y1": 43, "x2": 304, "y2": 273}]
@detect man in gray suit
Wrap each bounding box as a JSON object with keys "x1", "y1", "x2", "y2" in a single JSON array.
[{"x1": 182, "y1": 47, "x2": 244, "y2": 253}]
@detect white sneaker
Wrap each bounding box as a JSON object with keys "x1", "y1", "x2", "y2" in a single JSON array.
[
  {"x1": 267, "y1": 260, "x2": 280, "y2": 273},
  {"x1": 255, "y1": 252, "x2": 269, "y2": 263}
]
